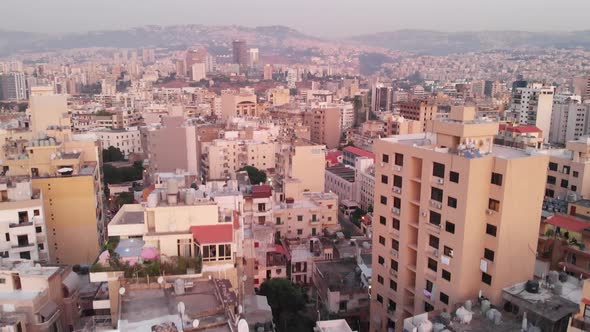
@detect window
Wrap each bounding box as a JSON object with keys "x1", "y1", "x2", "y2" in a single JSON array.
[
  {"x1": 218, "y1": 244, "x2": 232, "y2": 261},
  {"x1": 547, "y1": 176, "x2": 556, "y2": 185},
  {"x1": 563, "y1": 165, "x2": 571, "y2": 175},
  {"x1": 297, "y1": 229, "x2": 303, "y2": 235},
  {"x1": 393, "y1": 175, "x2": 402, "y2": 188},
  {"x1": 377, "y1": 275, "x2": 384, "y2": 284},
  {"x1": 549, "y1": 162, "x2": 558, "y2": 171},
  {"x1": 381, "y1": 175, "x2": 388, "y2": 184},
  {"x1": 391, "y1": 239, "x2": 399, "y2": 251},
  {"x1": 573, "y1": 171, "x2": 579, "y2": 178},
  {"x1": 390, "y1": 279, "x2": 397, "y2": 291},
  {"x1": 393, "y1": 197, "x2": 401, "y2": 209},
  {"x1": 491, "y1": 173, "x2": 503, "y2": 186},
  {"x1": 433, "y1": 162, "x2": 445, "y2": 178},
  {"x1": 440, "y1": 292, "x2": 449, "y2": 305},
  {"x1": 5, "y1": 233, "x2": 9, "y2": 242},
  {"x1": 380, "y1": 195, "x2": 388, "y2": 205},
  {"x1": 392, "y1": 218, "x2": 400, "y2": 230},
  {"x1": 484, "y1": 248, "x2": 495, "y2": 262},
  {"x1": 445, "y1": 221, "x2": 455, "y2": 234},
  {"x1": 426, "y1": 280, "x2": 434, "y2": 292},
  {"x1": 378, "y1": 256, "x2": 385, "y2": 265},
  {"x1": 431, "y1": 187, "x2": 443, "y2": 202},
  {"x1": 38, "y1": 243, "x2": 44, "y2": 250},
  {"x1": 444, "y1": 246, "x2": 454, "y2": 257},
  {"x1": 561, "y1": 179, "x2": 569, "y2": 188},
  {"x1": 388, "y1": 299, "x2": 396, "y2": 312},
  {"x1": 0, "y1": 278, "x2": 5, "y2": 284},
  {"x1": 339, "y1": 301, "x2": 347, "y2": 312},
  {"x1": 424, "y1": 302, "x2": 434, "y2": 312},
  {"x1": 36, "y1": 226, "x2": 42, "y2": 233},
  {"x1": 382, "y1": 154, "x2": 390, "y2": 163},
  {"x1": 276, "y1": 217, "x2": 282, "y2": 225},
  {"x1": 377, "y1": 294, "x2": 384, "y2": 304},
  {"x1": 33, "y1": 209, "x2": 40, "y2": 216},
  {"x1": 394, "y1": 153, "x2": 404, "y2": 166},
  {"x1": 297, "y1": 215, "x2": 303, "y2": 222},
  {"x1": 427, "y1": 258, "x2": 438, "y2": 272},
  {"x1": 448, "y1": 196, "x2": 457, "y2": 208},
  {"x1": 203, "y1": 245, "x2": 217, "y2": 261},
  {"x1": 429, "y1": 211, "x2": 441, "y2": 226},
  {"x1": 391, "y1": 259, "x2": 398, "y2": 271},
  {"x1": 450, "y1": 171, "x2": 459, "y2": 183},
  {"x1": 488, "y1": 199, "x2": 500, "y2": 212},
  {"x1": 379, "y1": 236, "x2": 385, "y2": 246},
  {"x1": 380, "y1": 216, "x2": 386, "y2": 226},
  {"x1": 442, "y1": 269, "x2": 451, "y2": 281},
  {"x1": 545, "y1": 189, "x2": 554, "y2": 198},
  {"x1": 486, "y1": 224, "x2": 497, "y2": 236},
  {"x1": 572, "y1": 185, "x2": 578, "y2": 192},
  {"x1": 482, "y1": 272, "x2": 492, "y2": 285},
  {"x1": 429, "y1": 235, "x2": 439, "y2": 249}
]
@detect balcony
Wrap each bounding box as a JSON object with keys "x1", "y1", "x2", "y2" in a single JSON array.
[
  {"x1": 9, "y1": 221, "x2": 34, "y2": 228},
  {"x1": 426, "y1": 222, "x2": 441, "y2": 234},
  {"x1": 11, "y1": 242, "x2": 34, "y2": 249},
  {"x1": 393, "y1": 165, "x2": 403, "y2": 173}
]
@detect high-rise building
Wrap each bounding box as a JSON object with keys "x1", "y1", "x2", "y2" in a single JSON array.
[
  {"x1": 370, "y1": 106, "x2": 548, "y2": 331},
  {"x1": 371, "y1": 83, "x2": 393, "y2": 113},
  {"x1": 573, "y1": 75, "x2": 590, "y2": 102},
  {"x1": 232, "y1": 40, "x2": 248, "y2": 67},
  {"x1": 263, "y1": 64, "x2": 273, "y2": 80},
  {"x1": 304, "y1": 108, "x2": 342, "y2": 149},
  {"x1": 0, "y1": 72, "x2": 27, "y2": 101},
  {"x1": 510, "y1": 83, "x2": 555, "y2": 143},
  {"x1": 398, "y1": 100, "x2": 439, "y2": 132},
  {"x1": 191, "y1": 63, "x2": 206, "y2": 81},
  {"x1": 248, "y1": 48, "x2": 260, "y2": 67}
]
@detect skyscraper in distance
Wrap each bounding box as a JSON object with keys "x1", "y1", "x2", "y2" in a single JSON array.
[{"x1": 232, "y1": 40, "x2": 248, "y2": 67}]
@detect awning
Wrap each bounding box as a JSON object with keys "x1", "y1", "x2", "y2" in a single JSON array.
[
  {"x1": 582, "y1": 298, "x2": 590, "y2": 305},
  {"x1": 190, "y1": 224, "x2": 233, "y2": 244},
  {"x1": 545, "y1": 214, "x2": 590, "y2": 232},
  {"x1": 39, "y1": 300, "x2": 58, "y2": 319},
  {"x1": 274, "y1": 244, "x2": 290, "y2": 258},
  {"x1": 62, "y1": 272, "x2": 80, "y2": 296}
]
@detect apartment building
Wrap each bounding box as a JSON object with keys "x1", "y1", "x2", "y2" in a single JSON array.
[
  {"x1": 509, "y1": 83, "x2": 555, "y2": 143},
  {"x1": 275, "y1": 140, "x2": 326, "y2": 199},
  {"x1": 355, "y1": 158, "x2": 375, "y2": 212},
  {"x1": 370, "y1": 106, "x2": 548, "y2": 331},
  {"x1": 93, "y1": 127, "x2": 142, "y2": 157},
  {"x1": 266, "y1": 86, "x2": 290, "y2": 106},
  {"x1": 200, "y1": 139, "x2": 275, "y2": 181},
  {"x1": 304, "y1": 107, "x2": 341, "y2": 149},
  {"x1": 495, "y1": 124, "x2": 543, "y2": 149},
  {"x1": 0, "y1": 72, "x2": 27, "y2": 102},
  {"x1": 0, "y1": 177, "x2": 48, "y2": 262},
  {"x1": 1, "y1": 135, "x2": 104, "y2": 265},
  {"x1": 0, "y1": 259, "x2": 81, "y2": 332},
  {"x1": 325, "y1": 164, "x2": 356, "y2": 203},
  {"x1": 550, "y1": 101, "x2": 590, "y2": 145},
  {"x1": 372, "y1": 83, "x2": 393, "y2": 113},
  {"x1": 220, "y1": 89, "x2": 258, "y2": 119},
  {"x1": 343, "y1": 146, "x2": 374, "y2": 168},
  {"x1": 398, "y1": 100, "x2": 439, "y2": 132}
]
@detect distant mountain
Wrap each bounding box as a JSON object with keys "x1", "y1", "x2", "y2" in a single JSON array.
[
  {"x1": 0, "y1": 25, "x2": 324, "y2": 56},
  {"x1": 347, "y1": 30, "x2": 590, "y2": 55}
]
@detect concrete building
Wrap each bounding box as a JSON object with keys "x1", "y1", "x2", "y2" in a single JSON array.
[
  {"x1": 220, "y1": 89, "x2": 258, "y2": 119},
  {"x1": 370, "y1": 106, "x2": 548, "y2": 331},
  {"x1": 191, "y1": 62, "x2": 206, "y2": 81},
  {"x1": 510, "y1": 83, "x2": 555, "y2": 143},
  {"x1": 200, "y1": 139, "x2": 275, "y2": 181},
  {"x1": 573, "y1": 75, "x2": 590, "y2": 102},
  {"x1": 232, "y1": 40, "x2": 248, "y2": 67},
  {"x1": 305, "y1": 108, "x2": 341, "y2": 149},
  {"x1": 275, "y1": 140, "x2": 327, "y2": 199},
  {"x1": 0, "y1": 177, "x2": 48, "y2": 262},
  {"x1": 0, "y1": 72, "x2": 27, "y2": 101},
  {"x1": 355, "y1": 158, "x2": 375, "y2": 212},
  {"x1": 94, "y1": 127, "x2": 142, "y2": 158},
  {"x1": 495, "y1": 124, "x2": 543, "y2": 149},
  {"x1": 372, "y1": 83, "x2": 393, "y2": 113},
  {"x1": 28, "y1": 88, "x2": 69, "y2": 136},
  {"x1": 325, "y1": 165, "x2": 356, "y2": 203},
  {"x1": 0, "y1": 259, "x2": 81, "y2": 332},
  {"x1": 263, "y1": 64, "x2": 273, "y2": 81},
  {"x1": 398, "y1": 100, "x2": 439, "y2": 132},
  {"x1": 248, "y1": 48, "x2": 259, "y2": 67},
  {"x1": 266, "y1": 86, "x2": 290, "y2": 106},
  {"x1": 343, "y1": 146, "x2": 374, "y2": 168},
  {"x1": 1, "y1": 135, "x2": 104, "y2": 265},
  {"x1": 550, "y1": 100, "x2": 590, "y2": 145}
]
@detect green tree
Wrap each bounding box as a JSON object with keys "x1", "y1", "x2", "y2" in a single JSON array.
[
  {"x1": 102, "y1": 146, "x2": 124, "y2": 162},
  {"x1": 116, "y1": 192, "x2": 135, "y2": 207},
  {"x1": 259, "y1": 278, "x2": 305, "y2": 318},
  {"x1": 238, "y1": 166, "x2": 267, "y2": 185}
]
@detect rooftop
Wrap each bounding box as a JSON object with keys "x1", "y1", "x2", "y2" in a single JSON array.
[
  {"x1": 315, "y1": 259, "x2": 364, "y2": 293},
  {"x1": 326, "y1": 164, "x2": 355, "y2": 182},
  {"x1": 316, "y1": 319, "x2": 354, "y2": 332}
]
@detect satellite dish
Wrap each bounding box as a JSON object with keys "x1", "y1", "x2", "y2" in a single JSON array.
[
  {"x1": 238, "y1": 305, "x2": 243, "y2": 315},
  {"x1": 157, "y1": 276, "x2": 164, "y2": 284},
  {"x1": 237, "y1": 319, "x2": 249, "y2": 332},
  {"x1": 118, "y1": 287, "x2": 126, "y2": 296},
  {"x1": 192, "y1": 319, "x2": 200, "y2": 328},
  {"x1": 178, "y1": 301, "x2": 186, "y2": 316}
]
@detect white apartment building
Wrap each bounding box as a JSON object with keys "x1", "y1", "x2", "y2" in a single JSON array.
[
  {"x1": 0, "y1": 177, "x2": 49, "y2": 262},
  {"x1": 340, "y1": 103, "x2": 355, "y2": 131},
  {"x1": 95, "y1": 127, "x2": 143, "y2": 157},
  {"x1": 550, "y1": 100, "x2": 590, "y2": 145},
  {"x1": 355, "y1": 157, "x2": 375, "y2": 211},
  {"x1": 325, "y1": 164, "x2": 356, "y2": 203},
  {"x1": 510, "y1": 83, "x2": 555, "y2": 143},
  {"x1": 201, "y1": 139, "x2": 276, "y2": 181}
]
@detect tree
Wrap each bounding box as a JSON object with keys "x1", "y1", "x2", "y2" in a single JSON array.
[
  {"x1": 116, "y1": 192, "x2": 135, "y2": 207},
  {"x1": 259, "y1": 278, "x2": 313, "y2": 332},
  {"x1": 102, "y1": 146, "x2": 125, "y2": 162},
  {"x1": 239, "y1": 166, "x2": 267, "y2": 185}
]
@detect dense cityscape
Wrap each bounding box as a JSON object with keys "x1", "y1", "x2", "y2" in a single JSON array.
[{"x1": 2, "y1": 5, "x2": 590, "y2": 332}]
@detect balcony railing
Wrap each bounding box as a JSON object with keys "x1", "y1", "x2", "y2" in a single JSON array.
[
  {"x1": 12, "y1": 242, "x2": 34, "y2": 249},
  {"x1": 9, "y1": 221, "x2": 34, "y2": 228}
]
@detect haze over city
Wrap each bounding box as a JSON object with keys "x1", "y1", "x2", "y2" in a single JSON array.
[
  {"x1": 2, "y1": 0, "x2": 590, "y2": 36},
  {"x1": 3, "y1": 2, "x2": 590, "y2": 332}
]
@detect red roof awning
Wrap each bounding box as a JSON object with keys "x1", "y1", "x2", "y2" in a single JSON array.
[
  {"x1": 582, "y1": 298, "x2": 590, "y2": 305},
  {"x1": 190, "y1": 224, "x2": 233, "y2": 244},
  {"x1": 546, "y1": 214, "x2": 590, "y2": 232},
  {"x1": 252, "y1": 185, "x2": 272, "y2": 198},
  {"x1": 343, "y1": 146, "x2": 374, "y2": 159},
  {"x1": 274, "y1": 244, "x2": 290, "y2": 258}
]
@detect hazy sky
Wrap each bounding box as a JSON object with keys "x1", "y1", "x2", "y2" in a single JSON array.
[{"x1": 2, "y1": 0, "x2": 590, "y2": 37}]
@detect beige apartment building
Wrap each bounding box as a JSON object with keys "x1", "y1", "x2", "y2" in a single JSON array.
[
  {"x1": 370, "y1": 106, "x2": 548, "y2": 331},
  {"x1": 275, "y1": 140, "x2": 326, "y2": 199},
  {"x1": 304, "y1": 108, "x2": 341, "y2": 149},
  {"x1": 398, "y1": 100, "x2": 439, "y2": 132},
  {"x1": 266, "y1": 86, "x2": 290, "y2": 106},
  {"x1": 220, "y1": 89, "x2": 258, "y2": 119},
  {"x1": 0, "y1": 259, "x2": 81, "y2": 332}
]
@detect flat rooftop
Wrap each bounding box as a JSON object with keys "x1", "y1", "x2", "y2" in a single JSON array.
[
  {"x1": 120, "y1": 211, "x2": 145, "y2": 225},
  {"x1": 0, "y1": 259, "x2": 59, "y2": 277},
  {"x1": 326, "y1": 164, "x2": 355, "y2": 182},
  {"x1": 315, "y1": 259, "x2": 364, "y2": 293}
]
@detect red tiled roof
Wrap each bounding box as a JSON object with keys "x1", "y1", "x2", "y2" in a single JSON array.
[
  {"x1": 190, "y1": 224, "x2": 233, "y2": 244},
  {"x1": 252, "y1": 185, "x2": 272, "y2": 198},
  {"x1": 343, "y1": 146, "x2": 375, "y2": 159},
  {"x1": 545, "y1": 214, "x2": 590, "y2": 232},
  {"x1": 274, "y1": 244, "x2": 290, "y2": 258},
  {"x1": 326, "y1": 151, "x2": 342, "y2": 164},
  {"x1": 499, "y1": 124, "x2": 542, "y2": 134}
]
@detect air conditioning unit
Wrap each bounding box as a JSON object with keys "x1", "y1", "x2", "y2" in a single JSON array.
[
  {"x1": 389, "y1": 269, "x2": 397, "y2": 278},
  {"x1": 486, "y1": 209, "x2": 494, "y2": 215},
  {"x1": 393, "y1": 187, "x2": 401, "y2": 194},
  {"x1": 394, "y1": 165, "x2": 402, "y2": 172},
  {"x1": 433, "y1": 249, "x2": 439, "y2": 257},
  {"x1": 391, "y1": 249, "x2": 398, "y2": 258},
  {"x1": 436, "y1": 178, "x2": 444, "y2": 184},
  {"x1": 392, "y1": 207, "x2": 400, "y2": 215}
]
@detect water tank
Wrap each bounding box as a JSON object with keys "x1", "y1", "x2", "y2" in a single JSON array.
[
  {"x1": 167, "y1": 193, "x2": 178, "y2": 205},
  {"x1": 185, "y1": 189, "x2": 196, "y2": 205},
  {"x1": 559, "y1": 272, "x2": 568, "y2": 283},
  {"x1": 147, "y1": 193, "x2": 158, "y2": 208},
  {"x1": 173, "y1": 279, "x2": 185, "y2": 295},
  {"x1": 525, "y1": 280, "x2": 539, "y2": 293},
  {"x1": 547, "y1": 271, "x2": 559, "y2": 284},
  {"x1": 481, "y1": 300, "x2": 491, "y2": 314},
  {"x1": 417, "y1": 320, "x2": 433, "y2": 332},
  {"x1": 167, "y1": 179, "x2": 179, "y2": 195},
  {"x1": 553, "y1": 282, "x2": 563, "y2": 295}
]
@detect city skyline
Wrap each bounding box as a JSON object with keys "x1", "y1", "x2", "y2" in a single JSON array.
[{"x1": 1, "y1": 0, "x2": 590, "y2": 37}]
